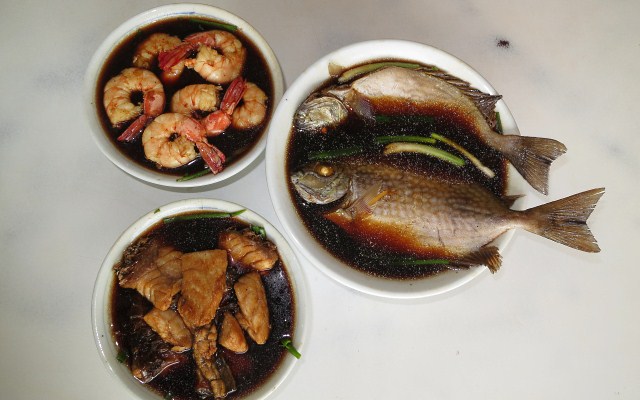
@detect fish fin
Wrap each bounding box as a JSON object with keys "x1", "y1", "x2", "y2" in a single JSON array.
[
  {"x1": 420, "y1": 69, "x2": 502, "y2": 128},
  {"x1": 502, "y1": 194, "x2": 525, "y2": 208},
  {"x1": 345, "y1": 183, "x2": 385, "y2": 219},
  {"x1": 500, "y1": 135, "x2": 567, "y2": 195},
  {"x1": 523, "y1": 188, "x2": 604, "y2": 252},
  {"x1": 458, "y1": 246, "x2": 502, "y2": 273}
]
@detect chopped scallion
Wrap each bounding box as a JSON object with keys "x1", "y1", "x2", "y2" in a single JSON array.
[
  {"x1": 308, "y1": 146, "x2": 363, "y2": 160},
  {"x1": 495, "y1": 111, "x2": 503, "y2": 134},
  {"x1": 250, "y1": 225, "x2": 267, "y2": 239},
  {"x1": 430, "y1": 133, "x2": 495, "y2": 178},
  {"x1": 163, "y1": 209, "x2": 246, "y2": 224},
  {"x1": 281, "y1": 338, "x2": 301, "y2": 359},
  {"x1": 177, "y1": 168, "x2": 212, "y2": 182},
  {"x1": 189, "y1": 18, "x2": 238, "y2": 32},
  {"x1": 374, "y1": 135, "x2": 436, "y2": 145},
  {"x1": 383, "y1": 142, "x2": 465, "y2": 167},
  {"x1": 116, "y1": 350, "x2": 128, "y2": 363}
]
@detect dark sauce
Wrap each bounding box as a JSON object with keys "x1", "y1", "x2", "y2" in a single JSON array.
[
  {"x1": 286, "y1": 63, "x2": 508, "y2": 280},
  {"x1": 95, "y1": 17, "x2": 274, "y2": 176},
  {"x1": 110, "y1": 213, "x2": 295, "y2": 399}
]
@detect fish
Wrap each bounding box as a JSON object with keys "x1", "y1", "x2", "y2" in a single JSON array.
[
  {"x1": 294, "y1": 66, "x2": 567, "y2": 194},
  {"x1": 290, "y1": 160, "x2": 603, "y2": 272}
]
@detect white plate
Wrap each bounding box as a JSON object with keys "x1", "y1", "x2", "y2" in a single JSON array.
[
  {"x1": 265, "y1": 40, "x2": 524, "y2": 299},
  {"x1": 91, "y1": 199, "x2": 308, "y2": 399},
  {"x1": 85, "y1": 4, "x2": 284, "y2": 187}
]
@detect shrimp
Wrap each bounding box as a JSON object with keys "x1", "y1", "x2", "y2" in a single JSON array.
[
  {"x1": 158, "y1": 30, "x2": 246, "y2": 84},
  {"x1": 201, "y1": 77, "x2": 246, "y2": 136},
  {"x1": 142, "y1": 113, "x2": 225, "y2": 173},
  {"x1": 103, "y1": 67, "x2": 165, "y2": 142},
  {"x1": 132, "y1": 33, "x2": 185, "y2": 84},
  {"x1": 170, "y1": 84, "x2": 221, "y2": 119},
  {"x1": 230, "y1": 82, "x2": 267, "y2": 130}
]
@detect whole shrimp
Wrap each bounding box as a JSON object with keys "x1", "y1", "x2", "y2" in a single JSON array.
[
  {"x1": 158, "y1": 30, "x2": 246, "y2": 84},
  {"x1": 132, "y1": 33, "x2": 185, "y2": 84},
  {"x1": 103, "y1": 67, "x2": 165, "y2": 142},
  {"x1": 142, "y1": 113, "x2": 225, "y2": 173},
  {"x1": 170, "y1": 84, "x2": 221, "y2": 120},
  {"x1": 201, "y1": 78, "x2": 268, "y2": 135}
]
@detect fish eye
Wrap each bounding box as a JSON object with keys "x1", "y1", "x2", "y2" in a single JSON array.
[{"x1": 314, "y1": 163, "x2": 335, "y2": 177}]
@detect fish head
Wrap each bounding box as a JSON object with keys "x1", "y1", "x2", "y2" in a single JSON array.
[
  {"x1": 294, "y1": 95, "x2": 348, "y2": 132},
  {"x1": 290, "y1": 162, "x2": 350, "y2": 204}
]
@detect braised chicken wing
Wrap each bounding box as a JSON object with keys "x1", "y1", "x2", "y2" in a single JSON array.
[{"x1": 234, "y1": 272, "x2": 270, "y2": 344}]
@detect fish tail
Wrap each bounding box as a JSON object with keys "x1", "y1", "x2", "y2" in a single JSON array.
[
  {"x1": 500, "y1": 135, "x2": 567, "y2": 195},
  {"x1": 523, "y1": 188, "x2": 604, "y2": 252}
]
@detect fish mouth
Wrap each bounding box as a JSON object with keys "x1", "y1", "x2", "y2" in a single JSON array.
[{"x1": 290, "y1": 162, "x2": 350, "y2": 204}]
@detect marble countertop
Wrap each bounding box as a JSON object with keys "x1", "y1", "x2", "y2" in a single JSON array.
[{"x1": 1, "y1": 1, "x2": 638, "y2": 399}]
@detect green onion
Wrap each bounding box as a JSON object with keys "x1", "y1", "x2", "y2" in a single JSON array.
[
  {"x1": 374, "y1": 135, "x2": 436, "y2": 145},
  {"x1": 308, "y1": 146, "x2": 363, "y2": 160},
  {"x1": 251, "y1": 224, "x2": 267, "y2": 239},
  {"x1": 383, "y1": 142, "x2": 465, "y2": 167},
  {"x1": 116, "y1": 350, "x2": 128, "y2": 363},
  {"x1": 430, "y1": 133, "x2": 495, "y2": 178},
  {"x1": 189, "y1": 18, "x2": 238, "y2": 32},
  {"x1": 374, "y1": 114, "x2": 434, "y2": 124},
  {"x1": 281, "y1": 338, "x2": 301, "y2": 359},
  {"x1": 337, "y1": 61, "x2": 422, "y2": 83},
  {"x1": 177, "y1": 168, "x2": 212, "y2": 182},
  {"x1": 154, "y1": 208, "x2": 161, "y2": 213},
  {"x1": 495, "y1": 111, "x2": 503, "y2": 134},
  {"x1": 163, "y1": 209, "x2": 246, "y2": 224}
]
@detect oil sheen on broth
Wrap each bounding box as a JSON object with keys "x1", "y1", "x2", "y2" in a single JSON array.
[
  {"x1": 96, "y1": 17, "x2": 274, "y2": 176},
  {"x1": 110, "y1": 214, "x2": 295, "y2": 399},
  {"x1": 286, "y1": 64, "x2": 508, "y2": 280}
]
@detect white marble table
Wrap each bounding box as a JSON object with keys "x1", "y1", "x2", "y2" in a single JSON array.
[{"x1": 1, "y1": 1, "x2": 638, "y2": 399}]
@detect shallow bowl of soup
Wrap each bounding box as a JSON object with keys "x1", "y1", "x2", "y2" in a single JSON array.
[
  {"x1": 92, "y1": 199, "x2": 308, "y2": 400},
  {"x1": 85, "y1": 4, "x2": 284, "y2": 187},
  {"x1": 265, "y1": 40, "x2": 526, "y2": 299}
]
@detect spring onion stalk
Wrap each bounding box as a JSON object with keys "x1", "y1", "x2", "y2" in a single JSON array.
[
  {"x1": 116, "y1": 350, "x2": 128, "y2": 363},
  {"x1": 374, "y1": 135, "x2": 436, "y2": 145},
  {"x1": 251, "y1": 225, "x2": 267, "y2": 239},
  {"x1": 189, "y1": 18, "x2": 238, "y2": 32},
  {"x1": 281, "y1": 339, "x2": 301, "y2": 359},
  {"x1": 177, "y1": 168, "x2": 212, "y2": 182},
  {"x1": 163, "y1": 209, "x2": 246, "y2": 224},
  {"x1": 383, "y1": 142, "x2": 465, "y2": 167},
  {"x1": 337, "y1": 61, "x2": 422, "y2": 83},
  {"x1": 495, "y1": 111, "x2": 503, "y2": 134},
  {"x1": 374, "y1": 114, "x2": 434, "y2": 124},
  {"x1": 308, "y1": 146, "x2": 363, "y2": 160},
  {"x1": 430, "y1": 133, "x2": 495, "y2": 178}
]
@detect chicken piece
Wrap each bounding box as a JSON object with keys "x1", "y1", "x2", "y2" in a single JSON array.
[
  {"x1": 218, "y1": 312, "x2": 248, "y2": 354},
  {"x1": 234, "y1": 272, "x2": 270, "y2": 344},
  {"x1": 143, "y1": 308, "x2": 192, "y2": 352},
  {"x1": 193, "y1": 325, "x2": 236, "y2": 398},
  {"x1": 114, "y1": 239, "x2": 182, "y2": 310},
  {"x1": 178, "y1": 250, "x2": 227, "y2": 328},
  {"x1": 219, "y1": 229, "x2": 279, "y2": 271}
]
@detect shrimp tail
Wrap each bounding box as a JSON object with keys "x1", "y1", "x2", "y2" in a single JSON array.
[
  {"x1": 196, "y1": 141, "x2": 226, "y2": 174},
  {"x1": 158, "y1": 42, "x2": 197, "y2": 71},
  {"x1": 117, "y1": 114, "x2": 152, "y2": 142},
  {"x1": 220, "y1": 77, "x2": 246, "y2": 115},
  {"x1": 523, "y1": 188, "x2": 604, "y2": 252}
]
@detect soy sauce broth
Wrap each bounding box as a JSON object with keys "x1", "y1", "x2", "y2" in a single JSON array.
[
  {"x1": 286, "y1": 64, "x2": 508, "y2": 280},
  {"x1": 110, "y1": 212, "x2": 296, "y2": 399},
  {"x1": 96, "y1": 17, "x2": 274, "y2": 176}
]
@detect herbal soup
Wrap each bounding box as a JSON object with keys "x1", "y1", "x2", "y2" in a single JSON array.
[
  {"x1": 97, "y1": 17, "x2": 274, "y2": 179},
  {"x1": 110, "y1": 211, "x2": 296, "y2": 399},
  {"x1": 287, "y1": 61, "x2": 509, "y2": 280}
]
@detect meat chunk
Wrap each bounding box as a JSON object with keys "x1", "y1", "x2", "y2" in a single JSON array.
[
  {"x1": 218, "y1": 312, "x2": 248, "y2": 354},
  {"x1": 114, "y1": 239, "x2": 182, "y2": 310},
  {"x1": 219, "y1": 229, "x2": 279, "y2": 271},
  {"x1": 193, "y1": 325, "x2": 236, "y2": 398},
  {"x1": 178, "y1": 250, "x2": 227, "y2": 328},
  {"x1": 143, "y1": 308, "x2": 192, "y2": 352},
  {"x1": 156, "y1": 246, "x2": 183, "y2": 280},
  {"x1": 234, "y1": 272, "x2": 270, "y2": 345}
]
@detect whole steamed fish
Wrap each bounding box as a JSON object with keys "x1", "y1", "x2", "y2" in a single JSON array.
[
  {"x1": 291, "y1": 160, "x2": 603, "y2": 272},
  {"x1": 295, "y1": 66, "x2": 567, "y2": 194}
]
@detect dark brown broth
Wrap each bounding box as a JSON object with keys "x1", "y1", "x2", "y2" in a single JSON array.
[
  {"x1": 110, "y1": 213, "x2": 295, "y2": 399},
  {"x1": 96, "y1": 17, "x2": 274, "y2": 176},
  {"x1": 286, "y1": 66, "x2": 508, "y2": 280}
]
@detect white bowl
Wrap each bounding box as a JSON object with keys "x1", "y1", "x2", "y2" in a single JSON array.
[
  {"x1": 91, "y1": 199, "x2": 308, "y2": 399},
  {"x1": 265, "y1": 40, "x2": 525, "y2": 299},
  {"x1": 85, "y1": 4, "x2": 284, "y2": 187}
]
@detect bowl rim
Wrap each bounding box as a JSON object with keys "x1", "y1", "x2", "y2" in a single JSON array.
[
  {"x1": 91, "y1": 198, "x2": 309, "y2": 400},
  {"x1": 84, "y1": 3, "x2": 285, "y2": 188},
  {"x1": 265, "y1": 39, "x2": 525, "y2": 299}
]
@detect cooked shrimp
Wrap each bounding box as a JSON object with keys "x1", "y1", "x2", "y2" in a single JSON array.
[
  {"x1": 231, "y1": 82, "x2": 268, "y2": 130},
  {"x1": 103, "y1": 67, "x2": 165, "y2": 142},
  {"x1": 201, "y1": 77, "x2": 246, "y2": 136},
  {"x1": 170, "y1": 84, "x2": 221, "y2": 119},
  {"x1": 142, "y1": 113, "x2": 225, "y2": 173},
  {"x1": 133, "y1": 33, "x2": 185, "y2": 84},
  {"x1": 159, "y1": 30, "x2": 246, "y2": 84}
]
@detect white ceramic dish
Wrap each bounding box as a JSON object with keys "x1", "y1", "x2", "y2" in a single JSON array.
[
  {"x1": 265, "y1": 40, "x2": 525, "y2": 299},
  {"x1": 91, "y1": 199, "x2": 308, "y2": 400},
  {"x1": 85, "y1": 4, "x2": 284, "y2": 187}
]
